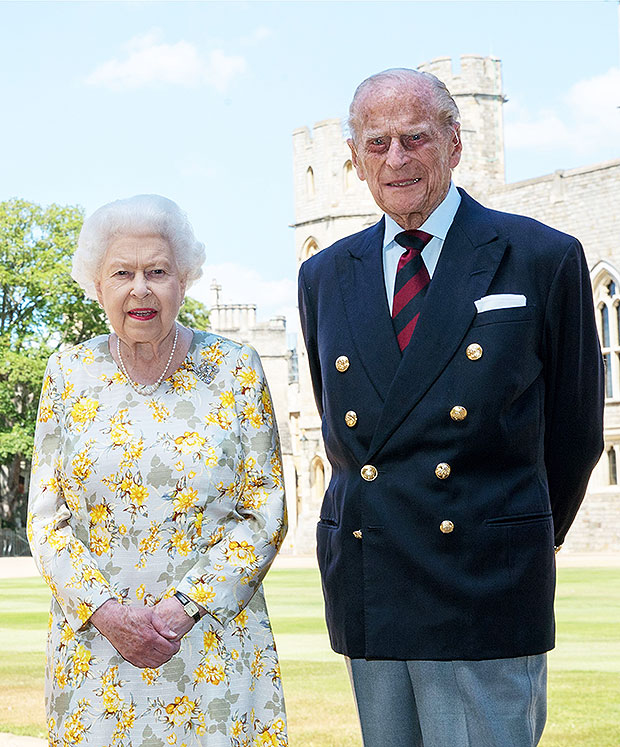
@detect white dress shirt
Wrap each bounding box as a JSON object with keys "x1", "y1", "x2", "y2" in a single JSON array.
[{"x1": 383, "y1": 182, "x2": 461, "y2": 313}]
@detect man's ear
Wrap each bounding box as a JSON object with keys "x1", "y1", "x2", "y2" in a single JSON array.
[
  {"x1": 347, "y1": 138, "x2": 366, "y2": 182},
  {"x1": 449, "y1": 124, "x2": 462, "y2": 169}
]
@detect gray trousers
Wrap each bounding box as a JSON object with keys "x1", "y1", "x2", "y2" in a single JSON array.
[{"x1": 346, "y1": 654, "x2": 547, "y2": 747}]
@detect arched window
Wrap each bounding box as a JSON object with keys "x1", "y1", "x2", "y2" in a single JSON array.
[
  {"x1": 592, "y1": 264, "x2": 620, "y2": 399},
  {"x1": 343, "y1": 160, "x2": 354, "y2": 192},
  {"x1": 301, "y1": 237, "x2": 319, "y2": 262},
  {"x1": 311, "y1": 457, "x2": 325, "y2": 505},
  {"x1": 306, "y1": 166, "x2": 315, "y2": 199},
  {"x1": 608, "y1": 447, "x2": 617, "y2": 486}
]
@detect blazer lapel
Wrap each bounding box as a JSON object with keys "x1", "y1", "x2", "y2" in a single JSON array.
[
  {"x1": 336, "y1": 218, "x2": 402, "y2": 400},
  {"x1": 366, "y1": 192, "x2": 508, "y2": 458}
]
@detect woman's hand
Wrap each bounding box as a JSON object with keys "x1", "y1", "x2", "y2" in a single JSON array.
[
  {"x1": 154, "y1": 596, "x2": 205, "y2": 642},
  {"x1": 90, "y1": 599, "x2": 181, "y2": 668}
]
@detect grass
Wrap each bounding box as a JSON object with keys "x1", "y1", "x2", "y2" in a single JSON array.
[{"x1": 1, "y1": 568, "x2": 619, "y2": 745}]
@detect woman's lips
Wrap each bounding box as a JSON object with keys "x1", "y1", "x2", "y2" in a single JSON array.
[{"x1": 128, "y1": 308, "x2": 157, "y2": 320}]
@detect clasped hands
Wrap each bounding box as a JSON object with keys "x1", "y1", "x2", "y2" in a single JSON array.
[{"x1": 90, "y1": 596, "x2": 204, "y2": 669}]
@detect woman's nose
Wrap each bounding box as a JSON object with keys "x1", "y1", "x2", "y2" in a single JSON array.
[{"x1": 131, "y1": 273, "x2": 150, "y2": 298}]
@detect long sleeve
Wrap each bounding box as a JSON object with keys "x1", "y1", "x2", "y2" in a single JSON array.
[
  {"x1": 27, "y1": 354, "x2": 116, "y2": 632},
  {"x1": 542, "y1": 240, "x2": 605, "y2": 545},
  {"x1": 175, "y1": 345, "x2": 287, "y2": 626}
]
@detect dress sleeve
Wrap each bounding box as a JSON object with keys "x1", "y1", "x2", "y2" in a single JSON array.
[
  {"x1": 27, "y1": 353, "x2": 116, "y2": 631},
  {"x1": 175, "y1": 344, "x2": 288, "y2": 626}
]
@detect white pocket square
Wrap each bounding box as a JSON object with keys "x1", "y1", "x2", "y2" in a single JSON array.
[{"x1": 474, "y1": 294, "x2": 527, "y2": 313}]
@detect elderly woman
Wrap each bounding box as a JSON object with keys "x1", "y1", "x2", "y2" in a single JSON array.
[{"x1": 27, "y1": 194, "x2": 288, "y2": 746}]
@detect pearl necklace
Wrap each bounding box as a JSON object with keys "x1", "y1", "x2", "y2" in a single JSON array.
[{"x1": 116, "y1": 324, "x2": 179, "y2": 396}]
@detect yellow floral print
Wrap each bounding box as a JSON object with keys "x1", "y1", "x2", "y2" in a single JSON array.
[
  {"x1": 70, "y1": 397, "x2": 100, "y2": 431},
  {"x1": 174, "y1": 431, "x2": 205, "y2": 455},
  {"x1": 225, "y1": 540, "x2": 258, "y2": 567},
  {"x1": 173, "y1": 486, "x2": 198, "y2": 514},
  {"x1": 169, "y1": 369, "x2": 197, "y2": 394},
  {"x1": 190, "y1": 582, "x2": 216, "y2": 606}
]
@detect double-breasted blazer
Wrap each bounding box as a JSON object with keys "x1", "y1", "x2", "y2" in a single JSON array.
[{"x1": 298, "y1": 189, "x2": 604, "y2": 661}]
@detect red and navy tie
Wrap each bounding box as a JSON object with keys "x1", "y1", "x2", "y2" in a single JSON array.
[{"x1": 392, "y1": 230, "x2": 433, "y2": 351}]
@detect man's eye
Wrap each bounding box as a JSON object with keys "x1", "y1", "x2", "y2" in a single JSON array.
[
  {"x1": 402, "y1": 134, "x2": 422, "y2": 149},
  {"x1": 367, "y1": 137, "x2": 388, "y2": 151}
]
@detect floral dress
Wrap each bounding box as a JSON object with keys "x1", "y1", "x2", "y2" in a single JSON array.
[{"x1": 27, "y1": 331, "x2": 288, "y2": 747}]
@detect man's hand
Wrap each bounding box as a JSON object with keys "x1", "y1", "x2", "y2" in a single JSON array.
[
  {"x1": 90, "y1": 599, "x2": 180, "y2": 668},
  {"x1": 154, "y1": 596, "x2": 205, "y2": 642}
]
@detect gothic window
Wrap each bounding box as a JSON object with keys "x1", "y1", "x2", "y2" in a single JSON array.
[
  {"x1": 306, "y1": 167, "x2": 315, "y2": 199},
  {"x1": 301, "y1": 237, "x2": 319, "y2": 262},
  {"x1": 593, "y1": 267, "x2": 620, "y2": 399},
  {"x1": 344, "y1": 160, "x2": 354, "y2": 191},
  {"x1": 311, "y1": 457, "x2": 325, "y2": 505},
  {"x1": 608, "y1": 447, "x2": 617, "y2": 486}
]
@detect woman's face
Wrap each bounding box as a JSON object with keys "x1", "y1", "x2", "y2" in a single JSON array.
[{"x1": 95, "y1": 233, "x2": 186, "y2": 347}]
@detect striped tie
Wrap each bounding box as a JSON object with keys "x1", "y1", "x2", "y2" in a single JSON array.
[{"x1": 392, "y1": 230, "x2": 433, "y2": 351}]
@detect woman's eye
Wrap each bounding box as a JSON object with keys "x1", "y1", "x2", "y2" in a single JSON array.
[{"x1": 150, "y1": 269, "x2": 165, "y2": 276}]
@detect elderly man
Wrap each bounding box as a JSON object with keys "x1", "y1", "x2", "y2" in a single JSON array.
[{"x1": 298, "y1": 68, "x2": 604, "y2": 746}]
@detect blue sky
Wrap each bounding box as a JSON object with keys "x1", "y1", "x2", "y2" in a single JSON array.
[{"x1": 1, "y1": 0, "x2": 618, "y2": 332}]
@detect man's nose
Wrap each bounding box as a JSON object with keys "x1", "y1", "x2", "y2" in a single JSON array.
[
  {"x1": 131, "y1": 273, "x2": 150, "y2": 298},
  {"x1": 385, "y1": 139, "x2": 409, "y2": 170}
]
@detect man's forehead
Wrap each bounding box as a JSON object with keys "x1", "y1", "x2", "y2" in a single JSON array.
[{"x1": 356, "y1": 86, "x2": 439, "y2": 129}]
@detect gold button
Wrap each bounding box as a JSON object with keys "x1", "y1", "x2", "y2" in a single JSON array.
[
  {"x1": 435, "y1": 462, "x2": 451, "y2": 479},
  {"x1": 466, "y1": 343, "x2": 483, "y2": 360},
  {"x1": 361, "y1": 464, "x2": 378, "y2": 481},
  {"x1": 335, "y1": 355, "x2": 350, "y2": 372},
  {"x1": 450, "y1": 406, "x2": 468, "y2": 421},
  {"x1": 345, "y1": 410, "x2": 358, "y2": 427},
  {"x1": 353, "y1": 530, "x2": 363, "y2": 540},
  {"x1": 440, "y1": 520, "x2": 455, "y2": 534}
]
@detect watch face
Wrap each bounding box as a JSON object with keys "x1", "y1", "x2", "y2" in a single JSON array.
[{"x1": 185, "y1": 601, "x2": 199, "y2": 617}]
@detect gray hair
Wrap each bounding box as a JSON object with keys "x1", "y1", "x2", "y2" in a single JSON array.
[
  {"x1": 348, "y1": 68, "x2": 460, "y2": 142},
  {"x1": 72, "y1": 194, "x2": 206, "y2": 299}
]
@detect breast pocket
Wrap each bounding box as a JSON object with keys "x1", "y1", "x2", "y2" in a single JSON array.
[{"x1": 471, "y1": 305, "x2": 536, "y2": 327}]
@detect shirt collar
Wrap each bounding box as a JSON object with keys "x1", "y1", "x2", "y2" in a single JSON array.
[{"x1": 382, "y1": 181, "x2": 461, "y2": 248}]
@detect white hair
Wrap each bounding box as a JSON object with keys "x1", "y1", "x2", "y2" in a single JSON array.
[
  {"x1": 71, "y1": 194, "x2": 206, "y2": 299},
  {"x1": 348, "y1": 68, "x2": 460, "y2": 142}
]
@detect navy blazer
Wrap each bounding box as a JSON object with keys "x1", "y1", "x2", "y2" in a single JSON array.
[{"x1": 298, "y1": 189, "x2": 604, "y2": 660}]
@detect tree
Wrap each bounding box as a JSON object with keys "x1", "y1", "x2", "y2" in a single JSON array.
[
  {"x1": 0, "y1": 198, "x2": 110, "y2": 527},
  {"x1": 178, "y1": 295, "x2": 210, "y2": 331},
  {"x1": 0, "y1": 198, "x2": 209, "y2": 528}
]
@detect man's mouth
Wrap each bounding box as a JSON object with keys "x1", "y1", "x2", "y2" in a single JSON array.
[
  {"x1": 128, "y1": 309, "x2": 157, "y2": 320},
  {"x1": 387, "y1": 178, "x2": 421, "y2": 187}
]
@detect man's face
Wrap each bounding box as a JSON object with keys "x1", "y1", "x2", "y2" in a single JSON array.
[{"x1": 348, "y1": 82, "x2": 462, "y2": 230}]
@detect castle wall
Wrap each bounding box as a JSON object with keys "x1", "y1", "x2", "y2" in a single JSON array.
[{"x1": 484, "y1": 160, "x2": 620, "y2": 266}]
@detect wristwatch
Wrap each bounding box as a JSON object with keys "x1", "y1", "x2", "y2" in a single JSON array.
[{"x1": 174, "y1": 590, "x2": 201, "y2": 623}]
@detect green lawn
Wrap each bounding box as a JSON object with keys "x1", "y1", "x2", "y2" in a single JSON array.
[{"x1": 1, "y1": 567, "x2": 619, "y2": 745}]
